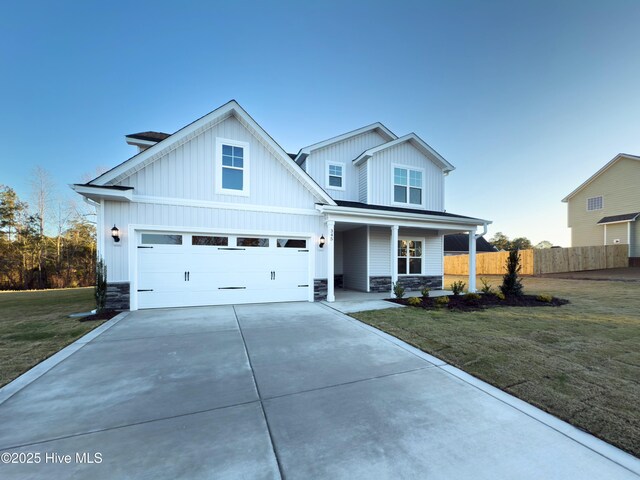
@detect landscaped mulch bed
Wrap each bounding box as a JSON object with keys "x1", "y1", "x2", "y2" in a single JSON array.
[
  {"x1": 78, "y1": 310, "x2": 121, "y2": 322},
  {"x1": 388, "y1": 294, "x2": 569, "y2": 312}
]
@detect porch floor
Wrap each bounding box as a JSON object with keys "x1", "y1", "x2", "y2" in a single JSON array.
[{"x1": 324, "y1": 288, "x2": 453, "y2": 314}]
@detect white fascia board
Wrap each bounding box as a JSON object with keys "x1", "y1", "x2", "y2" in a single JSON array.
[
  {"x1": 561, "y1": 153, "x2": 640, "y2": 202},
  {"x1": 71, "y1": 184, "x2": 133, "y2": 202},
  {"x1": 353, "y1": 133, "x2": 455, "y2": 173},
  {"x1": 294, "y1": 122, "x2": 397, "y2": 162},
  {"x1": 316, "y1": 204, "x2": 491, "y2": 228},
  {"x1": 125, "y1": 137, "x2": 157, "y2": 147},
  {"x1": 88, "y1": 100, "x2": 336, "y2": 205}
]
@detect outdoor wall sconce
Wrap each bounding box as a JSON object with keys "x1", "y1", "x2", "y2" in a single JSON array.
[
  {"x1": 319, "y1": 235, "x2": 325, "y2": 248},
  {"x1": 111, "y1": 225, "x2": 120, "y2": 243}
]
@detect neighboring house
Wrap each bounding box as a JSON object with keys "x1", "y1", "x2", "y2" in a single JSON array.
[
  {"x1": 562, "y1": 153, "x2": 640, "y2": 263},
  {"x1": 444, "y1": 234, "x2": 497, "y2": 256},
  {"x1": 73, "y1": 101, "x2": 490, "y2": 310}
]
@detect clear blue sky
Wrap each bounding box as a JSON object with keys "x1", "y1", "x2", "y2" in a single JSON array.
[{"x1": 2, "y1": 0, "x2": 639, "y2": 245}]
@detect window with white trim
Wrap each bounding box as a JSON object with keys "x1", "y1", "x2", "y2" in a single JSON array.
[
  {"x1": 397, "y1": 239, "x2": 422, "y2": 274},
  {"x1": 216, "y1": 138, "x2": 249, "y2": 196},
  {"x1": 587, "y1": 196, "x2": 603, "y2": 211},
  {"x1": 327, "y1": 163, "x2": 344, "y2": 189},
  {"x1": 394, "y1": 167, "x2": 422, "y2": 205}
]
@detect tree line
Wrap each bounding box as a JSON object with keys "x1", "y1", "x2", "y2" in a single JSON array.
[
  {"x1": 489, "y1": 232, "x2": 554, "y2": 251},
  {"x1": 0, "y1": 168, "x2": 96, "y2": 290}
]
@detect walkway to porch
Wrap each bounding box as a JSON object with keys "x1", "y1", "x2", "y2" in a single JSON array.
[{"x1": 324, "y1": 288, "x2": 453, "y2": 314}]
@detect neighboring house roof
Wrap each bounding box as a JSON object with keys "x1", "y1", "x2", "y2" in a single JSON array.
[
  {"x1": 597, "y1": 212, "x2": 640, "y2": 225},
  {"x1": 85, "y1": 100, "x2": 336, "y2": 206},
  {"x1": 352, "y1": 133, "x2": 455, "y2": 173},
  {"x1": 444, "y1": 234, "x2": 496, "y2": 252},
  {"x1": 562, "y1": 153, "x2": 640, "y2": 202},
  {"x1": 126, "y1": 131, "x2": 171, "y2": 143},
  {"x1": 332, "y1": 200, "x2": 482, "y2": 221},
  {"x1": 294, "y1": 123, "x2": 397, "y2": 164}
]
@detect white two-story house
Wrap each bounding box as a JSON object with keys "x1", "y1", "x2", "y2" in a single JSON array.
[{"x1": 73, "y1": 101, "x2": 490, "y2": 310}]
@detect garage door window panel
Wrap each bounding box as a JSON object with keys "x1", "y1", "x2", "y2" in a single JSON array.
[
  {"x1": 192, "y1": 235, "x2": 228, "y2": 246},
  {"x1": 141, "y1": 234, "x2": 183, "y2": 245},
  {"x1": 237, "y1": 237, "x2": 269, "y2": 247},
  {"x1": 277, "y1": 239, "x2": 307, "y2": 248}
]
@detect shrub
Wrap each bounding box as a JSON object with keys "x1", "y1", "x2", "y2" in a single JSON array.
[
  {"x1": 420, "y1": 285, "x2": 431, "y2": 299},
  {"x1": 435, "y1": 296, "x2": 450, "y2": 307},
  {"x1": 451, "y1": 280, "x2": 466, "y2": 296},
  {"x1": 393, "y1": 282, "x2": 405, "y2": 299},
  {"x1": 500, "y1": 250, "x2": 524, "y2": 297},
  {"x1": 464, "y1": 293, "x2": 481, "y2": 302},
  {"x1": 95, "y1": 257, "x2": 107, "y2": 313},
  {"x1": 536, "y1": 294, "x2": 553, "y2": 303},
  {"x1": 407, "y1": 297, "x2": 422, "y2": 307},
  {"x1": 480, "y1": 277, "x2": 493, "y2": 295},
  {"x1": 495, "y1": 291, "x2": 506, "y2": 300}
]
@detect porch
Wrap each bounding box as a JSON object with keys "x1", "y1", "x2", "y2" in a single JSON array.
[{"x1": 321, "y1": 205, "x2": 488, "y2": 303}]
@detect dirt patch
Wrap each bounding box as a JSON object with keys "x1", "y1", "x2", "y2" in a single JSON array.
[
  {"x1": 537, "y1": 267, "x2": 640, "y2": 282},
  {"x1": 78, "y1": 310, "x2": 121, "y2": 322},
  {"x1": 388, "y1": 294, "x2": 569, "y2": 312}
]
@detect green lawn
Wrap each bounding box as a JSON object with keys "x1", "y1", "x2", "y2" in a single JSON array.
[
  {"x1": 0, "y1": 288, "x2": 104, "y2": 388},
  {"x1": 352, "y1": 275, "x2": 640, "y2": 457}
]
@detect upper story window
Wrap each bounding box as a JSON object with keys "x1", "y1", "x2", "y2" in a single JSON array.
[
  {"x1": 216, "y1": 138, "x2": 250, "y2": 196},
  {"x1": 326, "y1": 162, "x2": 345, "y2": 190},
  {"x1": 587, "y1": 196, "x2": 603, "y2": 211},
  {"x1": 394, "y1": 166, "x2": 423, "y2": 206}
]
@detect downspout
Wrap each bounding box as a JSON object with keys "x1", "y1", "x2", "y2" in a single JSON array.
[{"x1": 475, "y1": 222, "x2": 488, "y2": 239}]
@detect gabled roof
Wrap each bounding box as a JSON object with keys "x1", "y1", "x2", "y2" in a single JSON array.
[
  {"x1": 294, "y1": 122, "x2": 396, "y2": 164},
  {"x1": 444, "y1": 233, "x2": 496, "y2": 253},
  {"x1": 562, "y1": 153, "x2": 640, "y2": 202},
  {"x1": 597, "y1": 212, "x2": 640, "y2": 225},
  {"x1": 352, "y1": 133, "x2": 455, "y2": 173},
  {"x1": 86, "y1": 100, "x2": 336, "y2": 205}
]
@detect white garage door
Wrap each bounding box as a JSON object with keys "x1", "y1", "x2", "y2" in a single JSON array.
[{"x1": 136, "y1": 232, "x2": 311, "y2": 309}]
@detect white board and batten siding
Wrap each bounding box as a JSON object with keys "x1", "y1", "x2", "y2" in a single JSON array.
[
  {"x1": 367, "y1": 142, "x2": 445, "y2": 211},
  {"x1": 117, "y1": 115, "x2": 316, "y2": 208},
  {"x1": 358, "y1": 164, "x2": 368, "y2": 203},
  {"x1": 304, "y1": 130, "x2": 388, "y2": 201}
]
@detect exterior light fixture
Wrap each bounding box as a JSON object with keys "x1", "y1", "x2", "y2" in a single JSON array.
[
  {"x1": 319, "y1": 235, "x2": 325, "y2": 248},
  {"x1": 111, "y1": 225, "x2": 120, "y2": 243}
]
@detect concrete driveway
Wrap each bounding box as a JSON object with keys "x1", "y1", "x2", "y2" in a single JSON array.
[{"x1": 0, "y1": 303, "x2": 637, "y2": 479}]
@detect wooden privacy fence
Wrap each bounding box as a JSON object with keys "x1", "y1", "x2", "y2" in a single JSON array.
[{"x1": 444, "y1": 244, "x2": 628, "y2": 275}]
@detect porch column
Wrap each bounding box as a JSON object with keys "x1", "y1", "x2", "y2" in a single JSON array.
[
  {"x1": 468, "y1": 227, "x2": 477, "y2": 293},
  {"x1": 390, "y1": 225, "x2": 399, "y2": 294},
  {"x1": 326, "y1": 220, "x2": 335, "y2": 302}
]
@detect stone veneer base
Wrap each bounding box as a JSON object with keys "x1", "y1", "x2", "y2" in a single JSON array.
[{"x1": 105, "y1": 282, "x2": 130, "y2": 310}]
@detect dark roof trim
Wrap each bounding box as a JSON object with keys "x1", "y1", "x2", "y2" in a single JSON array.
[
  {"x1": 332, "y1": 200, "x2": 478, "y2": 221},
  {"x1": 74, "y1": 184, "x2": 134, "y2": 191},
  {"x1": 126, "y1": 131, "x2": 171, "y2": 143},
  {"x1": 597, "y1": 212, "x2": 640, "y2": 224}
]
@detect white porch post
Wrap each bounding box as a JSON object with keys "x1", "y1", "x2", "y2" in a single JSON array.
[
  {"x1": 390, "y1": 225, "x2": 399, "y2": 294},
  {"x1": 326, "y1": 220, "x2": 335, "y2": 302},
  {"x1": 468, "y1": 227, "x2": 477, "y2": 293}
]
